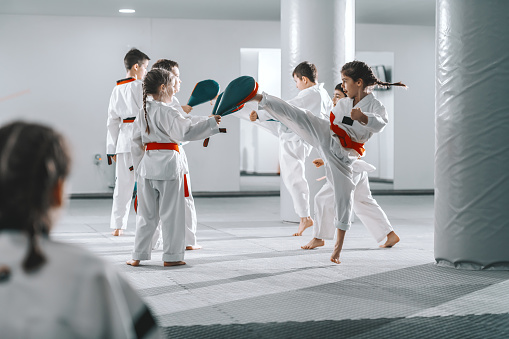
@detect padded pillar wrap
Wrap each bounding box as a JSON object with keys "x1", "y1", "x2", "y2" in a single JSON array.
[{"x1": 435, "y1": 0, "x2": 509, "y2": 270}]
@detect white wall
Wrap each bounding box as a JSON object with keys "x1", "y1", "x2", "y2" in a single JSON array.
[
  {"x1": 357, "y1": 24, "x2": 435, "y2": 190},
  {"x1": 0, "y1": 14, "x2": 280, "y2": 194}
]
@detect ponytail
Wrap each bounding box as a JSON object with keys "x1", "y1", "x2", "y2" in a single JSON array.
[
  {"x1": 342, "y1": 60, "x2": 407, "y2": 90},
  {"x1": 142, "y1": 68, "x2": 174, "y2": 135},
  {"x1": 143, "y1": 89, "x2": 150, "y2": 135},
  {"x1": 22, "y1": 224, "x2": 46, "y2": 272},
  {"x1": 375, "y1": 80, "x2": 407, "y2": 89}
]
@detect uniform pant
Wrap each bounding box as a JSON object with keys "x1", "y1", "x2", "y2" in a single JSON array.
[
  {"x1": 132, "y1": 176, "x2": 185, "y2": 262},
  {"x1": 259, "y1": 94, "x2": 358, "y2": 230},
  {"x1": 279, "y1": 138, "x2": 312, "y2": 217},
  {"x1": 151, "y1": 173, "x2": 198, "y2": 248},
  {"x1": 110, "y1": 152, "x2": 135, "y2": 230},
  {"x1": 313, "y1": 171, "x2": 393, "y2": 242}
]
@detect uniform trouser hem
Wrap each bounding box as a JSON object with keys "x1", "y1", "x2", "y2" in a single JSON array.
[
  {"x1": 132, "y1": 251, "x2": 151, "y2": 260},
  {"x1": 163, "y1": 253, "x2": 185, "y2": 262},
  {"x1": 335, "y1": 222, "x2": 351, "y2": 231},
  {"x1": 373, "y1": 227, "x2": 394, "y2": 243}
]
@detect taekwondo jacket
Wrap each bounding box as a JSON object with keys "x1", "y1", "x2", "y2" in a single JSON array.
[
  {"x1": 131, "y1": 98, "x2": 219, "y2": 181},
  {"x1": 106, "y1": 78, "x2": 143, "y2": 154}
]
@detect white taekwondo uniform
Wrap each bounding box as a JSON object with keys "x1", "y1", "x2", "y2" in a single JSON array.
[
  {"x1": 258, "y1": 83, "x2": 333, "y2": 218},
  {"x1": 313, "y1": 159, "x2": 394, "y2": 241},
  {"x1": 106, "y1": 77, "x2": 143, "y2": 230},
  {"x1": 0, "y1": 231, "x2": 160, "y2": 339},
  {"x1": 151, "y1": 96, "x2": 203, "y2": 250},
  {"x1": 131, "y1": 98, "x2": 219, "y2": 262},
  {"x1": 258, "y1": 92, "x2": 387, "y2": 230}
]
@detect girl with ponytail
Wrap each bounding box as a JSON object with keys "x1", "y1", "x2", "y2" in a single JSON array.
[
  {"x1": 127, "y1": 68, "x2": 221, "y2": 267},
  {"x1": 0, "y1": 122, "x2": 159, "y2": 337},
  {"x1": 249, "y1": 60, "x2": 407, "y2": 265}
]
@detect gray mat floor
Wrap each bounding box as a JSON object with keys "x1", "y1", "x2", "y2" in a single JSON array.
[{"x1": 53, "y1": 196, "x2": 509, "y2": 338}]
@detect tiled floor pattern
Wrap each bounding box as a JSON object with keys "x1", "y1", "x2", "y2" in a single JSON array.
[{"x1": 53, "y1": 196, "x2": 509, "y2": 338}]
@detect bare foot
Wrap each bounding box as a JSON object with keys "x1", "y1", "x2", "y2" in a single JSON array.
[
  {"x1": 301, "y1": 238, "x2": 325, "y2": 250},
  {"x1": 293, "y1": 217, "x2": 314, "y2": 236},
  {"x1": 330, "y1": 229, "x2": 346, "y2": 264},
  {"x1": 163, "y1": 261, "x2": 186, "y2": 267},
  {"x1": 112, "y1": 229, "x2": 123, "y2": 236},
  {"x1": 186, "y1": 245, "x2": 202, "y2": 250},
  {"x1": 380, "y1": 231, "x2": 400, "y2": 248},
  {"x1": 330, "y1": 246, "x2": 341, "y2": 264},
  {"x1": 126, "y1": 259, "x2": 140, "y2": 266}
]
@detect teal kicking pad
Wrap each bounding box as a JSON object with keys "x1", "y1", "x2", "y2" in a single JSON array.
[
  {"x1": 187, "y1": 79, "x2": 220, "y2": 107},
  {"x1": 214, "y1": 76, "x2": 258, "y2": 116},
  {"x1": 203, "y1": 76, "x2": 258, "y2": 147}
]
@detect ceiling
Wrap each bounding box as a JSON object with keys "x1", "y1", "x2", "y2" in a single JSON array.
[{"x1": 0, "y1": 0, "x2": 435, "y2": 26}]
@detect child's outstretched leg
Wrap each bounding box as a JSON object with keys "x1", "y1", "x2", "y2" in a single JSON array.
[{"x1": 331, "y1": 229, "x2": 346, "y2": 264}]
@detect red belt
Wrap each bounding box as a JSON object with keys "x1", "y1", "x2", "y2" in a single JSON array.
[
  {"x1": 184, "y1": 174, "x2": 189, "y2": 197},
  {"x1": 145, "y1": 142, "x2": 179, "y2": 152},
  {"x1": 123, "y1": 117, "x2": 136, "y2": 123},
  {"x1": 330, "y1": 112, "x2": 365, "y2": 156},
  {"x1": 144, "y1": 143, "x2": 188, "y2": 197}
]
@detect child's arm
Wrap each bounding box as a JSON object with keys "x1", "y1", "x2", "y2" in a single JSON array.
[
  {"x1": 168, "y1": 112, "x2": 221, "y2": 142},
  {"x1": 351, "y1": 103, "x2": 388, "y2": 133}
]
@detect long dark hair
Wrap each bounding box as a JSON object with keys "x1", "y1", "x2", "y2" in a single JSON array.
[
  {"x1": 0, "y1": 121, "x2": 71, "y2": 272},
  {"x1": 142, "y1": 68, "x2": 174, "y2": 134},
  {"x1": 341, "y1": 61, "x2": 407, "y2": 89}
]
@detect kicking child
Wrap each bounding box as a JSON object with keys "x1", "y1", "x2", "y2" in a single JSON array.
[{"x1": 249, "y1": 60, "x2": 406, "y2": 263}]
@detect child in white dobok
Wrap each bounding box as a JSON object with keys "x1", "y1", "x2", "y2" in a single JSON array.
[
  {"x1": 149, "y1": 59, "x2": 202, "y2": 251},
  {"x1": 0, "y1": 122, "x2": 159, "y2": 338},
  {"x1": 106, "y1": 48, "x2": 150, "y2": 236},
  {"x1": 251, "y1": 61, "x2": 333, "y2": 236},
  {"x1": 249, "y1": 61, "x2": 406, "y2": 264},
  {"x1": 301, "y1": 83, "x2": 399, "y2": 250},
  {"x1": 127, "y1": 68, "x2": 221, "y2": 267}
]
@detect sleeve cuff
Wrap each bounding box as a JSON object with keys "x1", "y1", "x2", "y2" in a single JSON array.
[
  {"x1": 208, "y1": 117, "x2": 220, "y2": 132},
  {"x1": 258, "y1": 92, "x2": 268, "y2": 109}
]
